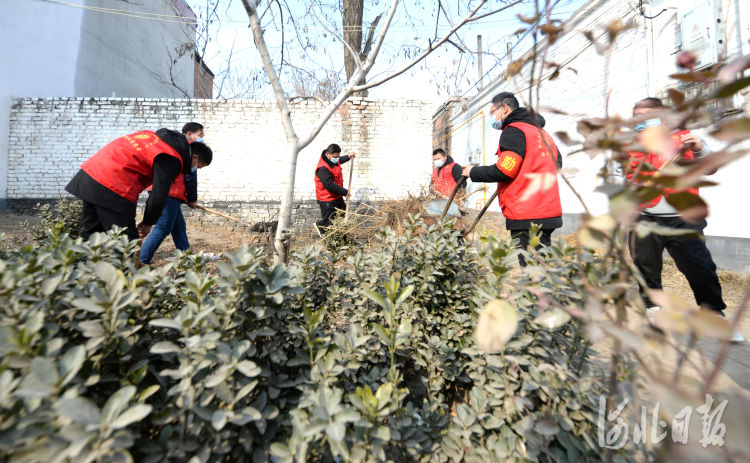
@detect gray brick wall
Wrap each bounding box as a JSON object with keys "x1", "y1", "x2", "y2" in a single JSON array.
[{"x1": 6, "y1": 97, "x2": 432, "y2": 232}]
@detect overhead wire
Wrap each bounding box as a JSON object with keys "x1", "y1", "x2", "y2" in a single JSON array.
[
  {"x1": 28, "y1": 0, "x2": 577, "y2": 32},
  {"x1": 31, "y1": 0, "x2": 199, "y2": 25}
]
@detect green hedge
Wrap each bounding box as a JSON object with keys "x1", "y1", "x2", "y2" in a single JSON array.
[{"x1": 0, "y1": 218, "x2": 628, "y2": 462}]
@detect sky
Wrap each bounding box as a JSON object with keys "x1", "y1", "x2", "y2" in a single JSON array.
[{"x1": 185, "y1": 0, "x2": 590, "y2": 105}]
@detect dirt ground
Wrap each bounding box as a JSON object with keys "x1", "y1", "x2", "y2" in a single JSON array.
[{"x1": 2, "y1": 208, "x2": 749, "y2": 397}]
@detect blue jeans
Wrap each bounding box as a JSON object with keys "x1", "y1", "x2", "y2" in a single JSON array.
[{"x1": 139, "y1": 198, "x2": 189, "y2": 264}]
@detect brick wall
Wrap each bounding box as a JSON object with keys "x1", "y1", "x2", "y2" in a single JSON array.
[{"x1": 6, "y1": 97, "x2": 432, "y2": 233}]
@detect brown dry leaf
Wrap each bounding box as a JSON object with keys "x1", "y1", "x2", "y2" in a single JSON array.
[
  {"x1": 710, "y1": 118, "x2": 750, "y2": 143},
  {"x1": 517, "y1": 13, "x2": 540, "y2": 24},
  {"x1": 717, "y1": 53, "x2": 750, "y2": 83},
  {"x1": 609, "y1": 193, "x2": 639, "y2": 225},
  {"x1": 639, "y1": 125, "x2": 677, "y2": 163},
  {"x1": 583, "y1": 30, "x2": 608, "y2": 55},
  {"x1": 576, "y1": 225, "x2": 608, "y2": 249},
  {"x1": 540, "y1": 105, "x2": 567, "y2": 116},
  {"x1": 507, "y1": 58, "x2": 526, "y2": 77},
  {"x1": 687, "y1": 310, "x2": 732, "y2": 340},
  {"x1": 606, "y1": 19, "x2": 632, "y2": 44},
  {"x1": 476, "y1": 300, "x2": 519, "y2": 353},
  {"x1": 540, "y1": 23, "x2": 564, "y2": 45},
  {"x1": 667, "y1": 88, "x2": 685, "y2": 106}
]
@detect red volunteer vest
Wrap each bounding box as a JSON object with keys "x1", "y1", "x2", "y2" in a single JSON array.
[
  {"x1": 81, "y1": 131, "x2": 184, "y2": 203},
  {"x1": 496, "y1": 122, "x2": 562, "y2": 220},
  {"x1": 627, "y1": 129, "x2": 698, "y2": 209},
  {"x1": 146, "y1": 173, "x2": 187, "y2": 202},
  {"x1": 432, "y1": 162, "x2": 457, "y2": 197},
  {"x1": 315, "y1": 157, "x2": 344, "y2": 202}
]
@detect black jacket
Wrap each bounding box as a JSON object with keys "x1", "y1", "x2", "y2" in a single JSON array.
[
  {"x1": 470, "y1": 108, "x2": 563, "y2": 230},
  {"x1": 436, "y1": 155, "x2": 464, "y2": 183},
  {"x1": 65, "y1": 128, "x2": 188, "y2": 225},
  {"x1": 316, "y1": 154, "x2": 351, "y2": 199}
]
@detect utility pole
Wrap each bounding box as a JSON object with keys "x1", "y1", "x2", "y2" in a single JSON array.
[{"x1": 477, "y1": 35, "x2": 484, "y2": 91}]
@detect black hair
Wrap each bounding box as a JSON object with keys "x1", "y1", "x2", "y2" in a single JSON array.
[
  {"x1": 190, "y1": 141, "x2": 213, "y2": 166},
  {"x1": 633, "y1": 97, "x2": 665, "y2": 110},
  {"x1": 182, "y1": 122, "x2": 204, "y2": 134},
  {"x1": 322, "y1": 143, "x2": 342, "y2": 156},
  {"x1": 432, "y1": 148, "x2": 446, "y2": 157},
  {"x1": 491, "y1": 92, "x2": 519, "y2": 110}
]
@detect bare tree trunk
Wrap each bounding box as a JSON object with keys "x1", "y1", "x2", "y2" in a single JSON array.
[
  {"x1": 343, "y1": 0, "x2": 364, "y2": 86},
  {"x1": 275, "y1": 144, "x2": 300, "y2": 263},
  {"x1": 242, "y1": 0, "x2": 300, "y2": 264}
]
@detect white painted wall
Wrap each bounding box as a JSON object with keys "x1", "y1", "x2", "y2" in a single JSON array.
[
  {"x1": 6, "y1": 97, "x2": 432, "y2": 206},
  {"x1": 447, "y1": 0, "x2": 750, "y2": 239},
  {"x1": 0, "y1": 0, "x2": 196, "y2": 208}
]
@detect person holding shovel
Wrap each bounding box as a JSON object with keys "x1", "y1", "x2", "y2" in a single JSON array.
[
  {"x1": 462, "y1": 92, "x2": 562, "y2": 266},
  {"x1": 431, "y1": 148, "x2": 464, "y2": 198},
  {"x1": 138, "y1": 123, "x2": 208, "y2": 263},
  {"x1": 65, "y1": 128, "x2": 212, "y2": 242},
  {"x1": 314, "y1": 143, "x2": 355, "y2": 235},
  {"x1": 138, "y1": 122, "x2": 213, "y2": 265}
]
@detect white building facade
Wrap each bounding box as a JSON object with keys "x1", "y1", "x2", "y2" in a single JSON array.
[
  {"x1": 440, "y1": 0, "x2": 750, "y2": 271},
  {"x1": 0, "y1": 0, "x2": 197, "y2": 209}
]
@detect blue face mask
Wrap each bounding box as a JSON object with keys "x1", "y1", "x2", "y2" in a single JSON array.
[
  {"x1": 635, "y1": 118, "x2": 661, "y2": 132},
  {"x1": 434, "y1": 159, "x2": 445, "y2": 168},
  {"x1": 331, "y1": 157, "x2": 340, "y2": 164},
  {"x1": 196, "y1": 137, "x2": 204, "y2": 143}
]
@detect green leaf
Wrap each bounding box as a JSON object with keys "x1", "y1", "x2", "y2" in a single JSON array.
[
  {"x1": 395, "y1": 285, "x2": 414, "y2": 306},
  {"x1": 149, "y1": 318, "x2": 184, "y2": 331},
  {"x1": 72, "y1": 298, "x2": 104, "y2": 314},
  {"x1": 236, "y1": 360, "x2": 261, "y2": 378},
  {"x1": 533, "y1": 309, "x2": 571, "y2": 330},
  {"x1": 326, "y1": 421, "x2": 346, "y2": 443},
  {"x1": 95, "y1": 261, "x2": 119, "y2": 284},
  {"x1": 102, "y1": 386, "x2": 136, "y2": 426},
  {"x1": 41, "y1": 274, "x2": 63, "y2": 296},
  {"x1": 77, "y1": 320, "x2": 105, "y2": 338},
  {"x1": 55, "y1": 397, "x2": 101, "y2": 425},
  {"x1": 110, "y1": 404, "x2": 152, "y2": 430},
  {"x1": 17, "y1": 357, "x2": 59, "y2": 398},
  {"x1": 229, "y1": 406, "x2": 262, "y2": 425},
  {"x1": 364, "y1": 290, "x2": 387, "y2": 309},
  {"x1": 535, "y1": 417, "x2": 560, "y2": 436},
  {"x1": 150, "y1": 341, "x2": 181, "y2": 354},
  {"x1": 58, "y1": 345, "x2": 86, "y2": 387},
  {"x1": 211, "y1": 409, "x2": 230, "y2": 431},
  {"x1": 205, "y1": 365, "x2": 231, "y2": 388}
]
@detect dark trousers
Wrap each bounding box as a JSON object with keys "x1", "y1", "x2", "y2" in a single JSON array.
[
  {"x1": 628, "y1": 214, "x2": 725, "y2": 313},
  {"x1": 510, "y1": 228, "x2": 553, "y2": 267},
  {"x1": 81, "y1": 201, "x2": 138, "y2": 241},
  {"x1": 316, "y1": 198, "x2": 346, "y2": 231}
]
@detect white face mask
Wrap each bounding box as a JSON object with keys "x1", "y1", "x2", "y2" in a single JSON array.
[{"x1": 434, "y1": 159, "x2": 445, "y2": 168}]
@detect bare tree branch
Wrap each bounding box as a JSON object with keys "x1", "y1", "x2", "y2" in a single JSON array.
[
  {"x1": 352, "y1": 0, "x2": 524, "y2": 92},
  {"x1": 297, "y1": 0, "x2": 400, "y2": 149}
]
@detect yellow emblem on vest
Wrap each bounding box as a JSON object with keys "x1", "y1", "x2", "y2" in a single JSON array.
[{"x1": 500, "y1": 155, "x2": 517, "y2": 172}]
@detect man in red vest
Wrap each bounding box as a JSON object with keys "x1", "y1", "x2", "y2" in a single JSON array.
[
  {"x1": 138, "y1": 122, "x2": 212, "y2": 265},
  {"x1": 626, "y1": 97, "x2": 742, "y2": 342},
  {"x1": 462, "y1": 92, "x2": 563, "y2": 265},
  {"x1": 431, "y1": 148, "x2": 463, "y2": 198},
  {"x1": 65, "y1": 128, "x2": 212, "y2": 241},
  {"x1": 314, "y1": 143, "x2": 355, "y2": 235}
]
